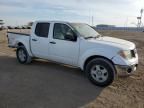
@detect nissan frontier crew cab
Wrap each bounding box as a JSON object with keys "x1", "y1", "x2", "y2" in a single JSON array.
[{"x1": 7, "y1": 21, "x2": 138, "y2": 87}]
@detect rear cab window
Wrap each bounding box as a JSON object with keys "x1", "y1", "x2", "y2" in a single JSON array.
[{"x1": 35, "y1": 23, "x2": 50, "y2": 38}]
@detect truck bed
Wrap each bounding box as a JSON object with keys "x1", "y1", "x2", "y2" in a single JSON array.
[
  {"x1": 7, "y1": 32, "x2": 30, "y2": 36},
  {"x1": 7, "y1": 32, "x2": 30, "y2": 48}
]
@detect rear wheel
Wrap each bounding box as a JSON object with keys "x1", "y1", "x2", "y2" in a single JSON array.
[
  {"x1": 16, "y1": 46, "x2": 32, "y2": 64},
  {"x1": 85, "y1": 58, "x2": 115, "y2": 87}
]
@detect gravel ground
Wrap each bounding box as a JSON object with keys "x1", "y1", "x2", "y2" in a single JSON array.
[
  {"x1": 83, "y1": 31, "x2": 144, "y2": 108},
  {"x1": 0, "y1": 30, "x2": 144, "y2": 108}
]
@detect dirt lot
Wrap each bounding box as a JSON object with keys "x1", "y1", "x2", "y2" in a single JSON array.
[{"x1": 0, "y1": 30, "x2": 144, "y2": 108}]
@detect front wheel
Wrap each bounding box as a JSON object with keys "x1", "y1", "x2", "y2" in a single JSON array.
[
  {"x1": 85, "y1": 58, "x2": 116, "y2": 87},
  {"x1": 16, "y1": 46, "x2": 32, "y2": 64}
]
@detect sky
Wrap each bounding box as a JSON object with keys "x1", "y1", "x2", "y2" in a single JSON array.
[{"x1": 0, "y1": 0, "x2": 144, "y2": 27}]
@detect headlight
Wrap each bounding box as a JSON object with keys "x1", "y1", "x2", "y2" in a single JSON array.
[{"x1": 118, "y1": 50, "x2": 132, "y2": 60}]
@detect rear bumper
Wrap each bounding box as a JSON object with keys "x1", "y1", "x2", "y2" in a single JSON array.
[{"x1": 115, "y1": 64, "x2": 138, "y2": 76}]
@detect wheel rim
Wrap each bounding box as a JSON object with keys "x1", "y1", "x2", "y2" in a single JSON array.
[
  {"x1": 90, "y1": 65, "x2": 108, "y2": 83},
  {"x1": 18, "y1": 49, "x2": 26, "y2": 62}
]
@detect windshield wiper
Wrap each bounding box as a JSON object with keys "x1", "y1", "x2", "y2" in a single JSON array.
[
  {"x1": 85, "y1": 35, "x2": 100, "y2": 39},
  {"x1": 84, "y1": 36, "x2": 96, "y2": 39},
  {"x1": 97, "y1": 34, "x2": 101, "y2": 37}
]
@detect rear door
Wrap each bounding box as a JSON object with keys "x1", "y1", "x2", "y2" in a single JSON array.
[
  {"x1": 31, "y1": 22, "x2": 50, "y2": 58},
  {"x1": 48, "y1": 23, "x2": 80, "y2": 66}
]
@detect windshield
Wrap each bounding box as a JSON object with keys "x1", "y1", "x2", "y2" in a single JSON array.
[{"x1": 70, "y1": 23, "x2": 100, "y2": 38}]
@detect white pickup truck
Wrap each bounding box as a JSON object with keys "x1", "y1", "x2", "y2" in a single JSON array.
[{"x1": 7, "y1": 21, "x2": 138, "y2": 87}]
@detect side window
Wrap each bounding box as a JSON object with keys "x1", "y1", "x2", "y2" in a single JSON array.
[
  {"x1": 35, "y1": 23, "x2": 50, "y2": 38},
  {"x1": 53, "y1": 23, "x2": 76, "y2": 41}
]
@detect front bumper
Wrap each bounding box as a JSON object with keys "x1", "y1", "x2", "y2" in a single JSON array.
[{"x1": 115, "y1": 64, "x2": 138, "y2": 76}]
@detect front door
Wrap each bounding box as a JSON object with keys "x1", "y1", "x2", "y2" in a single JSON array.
[{"x1": 49, "y1": 23, "x2": 79, "y2": 66}]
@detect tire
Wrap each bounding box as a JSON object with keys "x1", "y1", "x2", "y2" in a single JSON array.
[
  {"x1": 85, "y1": 58, "x2": 115, "y2": 87},
  {"x1": 16, "y1": 46, "x2": 32, "y2": 64}
]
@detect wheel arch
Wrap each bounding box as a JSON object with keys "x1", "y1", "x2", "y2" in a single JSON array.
[
  {"x1": 17, "y1": 42, "x2": 24, "y2": 47},
  {"x1": 16, "y1": 40, "x2": 33, "y2": 57},
  {"x1": 83, "y1": 55, "x2": 115, "y2": 71},
  {"x1": 16, "y1": 43, "x2": 32, "y2": 64}
]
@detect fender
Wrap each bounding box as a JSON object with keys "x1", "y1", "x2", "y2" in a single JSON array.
[
  {"x1": 78, "y1": 48, "x2": 116, "y2": 70},
  {"x1": 15, "y1": 37, "x2": 33, "y2": 57}
]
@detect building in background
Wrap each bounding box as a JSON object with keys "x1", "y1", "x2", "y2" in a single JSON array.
[
  {"x1": 0, "y1": 20, "x2": 4, "y2": 30},
  {"x1": 95, "y1": 24, "x2": 144, "y2": 32},
  {"x1": 96, "y1": 24, "x2": 116, "y2": 28}
]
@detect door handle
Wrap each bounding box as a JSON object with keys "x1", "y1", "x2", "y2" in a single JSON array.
[
  {"x1": 32, "y1": 39, "x2": 38, "y2": 41},
  {"x1": 49, "y1": 41, "x2": 56, "y2": 44}
]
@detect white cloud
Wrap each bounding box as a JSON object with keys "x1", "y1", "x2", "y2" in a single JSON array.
[{"x1": 0, "y1": 0, "x2": 143, "y2": 26}]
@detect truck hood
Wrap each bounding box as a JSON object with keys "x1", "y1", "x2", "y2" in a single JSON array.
[{"x1": 88, "y1": 36, "x2": 135, "y2": 50}]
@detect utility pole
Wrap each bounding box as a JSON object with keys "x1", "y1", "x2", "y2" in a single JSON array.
[
  {"x1": 89, "y1": 8, "x2": 94, "y2": 26},
  {"x1": 140, "y1": 9, "x2": 143, "y2": 27},
  {"x1": 137, "y1": 9, "x2": 143, "y2": 28},
  {"x1": 89, "y1": 9, "x2": 91, "y2": 25},
  {"x1": 124, "y1": 17, "x2": 128, "y2": 27},
  {"x1": 92, "y1": 16, "x2": 94, "y2": 26}
]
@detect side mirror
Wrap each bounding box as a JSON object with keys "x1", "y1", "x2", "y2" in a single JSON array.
[{"x1": 65, "y1": 33, "x2": 77, "y2": 41}]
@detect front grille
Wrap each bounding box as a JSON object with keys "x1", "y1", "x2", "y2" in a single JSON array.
[{"x1": 131, "y1": 49, "x2": 136, "y2": 58}]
